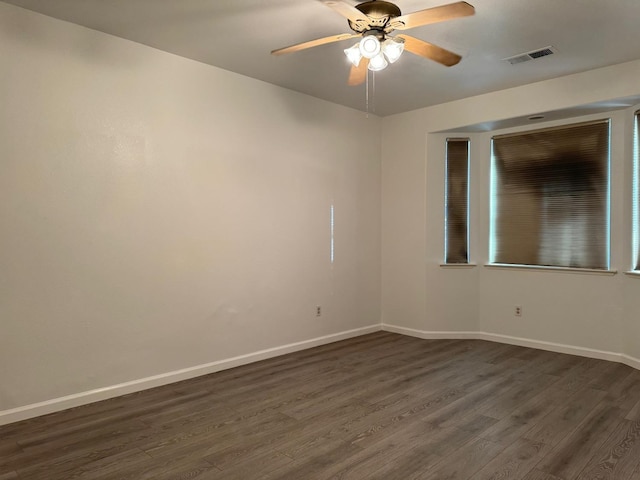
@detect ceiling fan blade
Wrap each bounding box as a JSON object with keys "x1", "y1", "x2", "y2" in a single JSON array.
[
  {"x1": 319, "y1": 0, "x2": 368, "y2": 27},
  {"x1": 397, "y1": 34, "x2": 462, "y2": 66},
  {"x1": 348, "y1": 59, "x2": 369, "y2": 86},
  {"x1": 271, "y1": 33, "x2": 359, "y2": 56},
  {"x1": 390, "y1": 1, "x2": 474, "y2": 30}
]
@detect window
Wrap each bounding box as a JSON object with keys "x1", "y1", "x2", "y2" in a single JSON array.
[
  {"x1": 634, "y1": 111, "x2": 640, "y2": 271},
  {"x1": 445, "y1": 138, "x2": 470, "y2": 263},
  {"x1": 490, "y1": 119, "x2": 610, "y2": 270}
]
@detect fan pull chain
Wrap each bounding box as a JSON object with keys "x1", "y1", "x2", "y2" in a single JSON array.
[
  {"x1": 364, "y1": 70, "x2": 376, "y2": 118},
  {"x1": 372, "y1": 71, "x2": 375, "y2": 113}
]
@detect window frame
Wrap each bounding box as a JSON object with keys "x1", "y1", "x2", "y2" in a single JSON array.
[
  {"x1": 488, "y1": 118, "x2": 612, "y2": 271},
  {"x1": 444, "y1": 137, "x2": 471, "y2": 265},
  {"x1": 633, "y1": 110, "x2": 640, "y2": 271}
]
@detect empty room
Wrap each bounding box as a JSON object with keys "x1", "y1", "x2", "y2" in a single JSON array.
[{"x1": 1, "y1": 0, "x2": 640, "y2": 479}]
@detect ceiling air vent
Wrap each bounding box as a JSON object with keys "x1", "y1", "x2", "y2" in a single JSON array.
[{"x1": 504, "y1": 46, "x2": 556, "y2": 65}]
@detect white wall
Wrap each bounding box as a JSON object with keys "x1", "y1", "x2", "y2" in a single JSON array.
[
  {"x1": 0, "y1": 3, "x2": 381, "y2": 417},
  {"x1": 381, "y1": 59, "x2": 640, "y2": 362},
  {"x1": 475, "y1": 112, "x2": 627, "y2": 355},
  {"x1": 624, "y1": 282, "x2": 640, "y2": 359}
]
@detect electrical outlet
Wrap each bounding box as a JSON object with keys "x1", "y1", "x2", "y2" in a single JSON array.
[
  {"x1": 316, "y1": 306, "x2": 321, "y2": 317},
  {"x1": 515, "y1": 305, "x2": 522, "y2": 317}
]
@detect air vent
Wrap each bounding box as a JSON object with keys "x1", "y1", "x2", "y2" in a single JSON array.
[{"x1": 504, "y1": 46, "x2": 556, "y2": 65}]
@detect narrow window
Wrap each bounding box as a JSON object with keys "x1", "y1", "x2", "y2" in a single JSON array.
[
  {"x1": 634, "y1": 111, "x2": 640, "y2": 270},
  {"x1": 445, "y1": 138, "x2": 470, "y2": 264},
  {"x1": 490, "y1": 119, "x2": 610, "y2": 270}
]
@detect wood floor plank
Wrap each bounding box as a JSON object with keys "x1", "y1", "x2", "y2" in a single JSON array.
[
  {"x1": 141, "y1": 411, "x2": 297, "y2": 460},
  {"x1": 523, "y1": 387, "x2": 606, "y2": 446},
  {"x1": 541, "y1": 353, "x2": 588, "y2": 378},
  {"x1": 300, "y1": 391, "x2": 426, "y2": 452},
  {"x1": 367, "y1": 425, "x2": 487, "y2": 480},
  {"x1": 467, "y1": 438, "x2": 550, "y2": 480},
  {"x1": 8, "y1": 425, "x2": 160, "y2": 478},
  {"x1": 18, "y1": 447, "x2": 151, "y2": 480},
  {"x1": 259, "y1": 441, "x2": 362, "y2": 480},
  {"x1": 535, "y1": 402, "x2": 626, "y2": 480},
  {"x1": 0, "y1": 388, "x2": 170, "y2": 444},
  {"x1": 627, "y1": 399, "x2": 640, "y2": 421},
  {"x1": 316, "y1": 419, "x2": 441, "y2": 479},
  {"x1": 422, "y1": 375, "x2": 519, "y2": 428},
  {"x1": 603, "y1": 370, "x2": 640, "y2": 415},
  {"x1": 1, "y1": 333, "x2": 639, "y2": 480},
  {"x1": 343, "y1": 386, "x2": 469, "y2": 449},
  {"x1": 589, "y1": 363, "x2": 635, "y2": 392},
  {"x1": 419, "y1": 437, "x2": 506, "y2": 480},
  {"x1": 210, "y1": 449, "x2": 292, "y2": 480},
  {"x1": 0, "y1": 443, "x2": 23, "y2": 472},
  {"x1": 456, "y1": 413, "x2": 500, "y2": 435},
  {"x1": 575, "y1": 419, "x2": 640, "y2": 480},
  {"x1": 473, "y1": 375, "x2": 559, "y2": 420},
  {"x1": 207, "y1": 398, "x2": 369, "y2": 468},
  {"x1": 478, "y1": 391, "x2": 559, "y2": 447},
  {"x1": 521, "y1": 469, "x2": 565, "y2": 480}
]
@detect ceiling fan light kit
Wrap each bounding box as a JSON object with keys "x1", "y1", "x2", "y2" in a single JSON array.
[
  {"x1": 382, "y1": 36, "x2": 404, "y2": 63},
  {"x1": 359, "y1": 33, "x2": 382, "y2": 58},
  {"x1": 368, "y1": 52, "x2": 388, "y2": 71},
  {"x1": 272, "y1": 0, "x2": 475, "y2": 85},
  {"x1": 344, "y1": 43, "x2": 363, "y2": 67},
  {"x1": 344, "y1": 34, "x2": 404, "y2": 71}
]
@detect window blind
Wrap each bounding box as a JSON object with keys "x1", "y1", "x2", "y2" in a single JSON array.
[
  {"x1": 491, "y1": 119, "x2": 610, "y2": 269},
  {"x1": 445, "y1": 138, "x2": 470, "y2": 264}
]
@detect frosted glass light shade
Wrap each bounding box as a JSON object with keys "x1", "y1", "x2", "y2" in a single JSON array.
[
  {"x1": 359, "y1": 35, "x2": 381, "y2": 59},
  {"x1": 368, "y1": 52, "x2": 388, "y2": 71},
  {"x1": 344, "y1": 43, "x2": 362, "y2": 67},
  {"x1": 382, "y1": 37, "x2": 405, "y2": 63}
]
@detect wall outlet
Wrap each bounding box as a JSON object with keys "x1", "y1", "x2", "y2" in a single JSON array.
[
  {"x1": 515, "y1": 305, "x2": 522, "y2": 317},
  {"x1": 316, "y1": 306, "x2": 321, "y2": 317}
]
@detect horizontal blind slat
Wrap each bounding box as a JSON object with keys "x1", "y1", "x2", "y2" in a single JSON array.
[
  {"x1": 636, "y1": 113, "x2": 640, "y2": 271},
  {"x1": 492, "y1": 120, "x2": 609, "y2": 269},
  {"x1": 445, "y1": 138, "x2": 469, "y2": 264}
]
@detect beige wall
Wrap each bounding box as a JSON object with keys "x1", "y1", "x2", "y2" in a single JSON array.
[
  {"x1": 381, "y1": 59, "x2": 640, "y2": 360},
  {"x1": 0, "y1": 3, "x2": 381, "y2": 415}
]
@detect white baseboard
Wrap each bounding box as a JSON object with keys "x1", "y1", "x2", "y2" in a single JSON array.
[
  {"x1": 382, "y1": 324, "x2": 478, "y2": 340},
  {"x1": 621, "y1": 354, "x2": 640, "y2": 371},
  {"x1": 382, "y1": 323, "x2": 640, "y2": 371},
  {"x1": 0, "y1": 324, "x2": 380, "y2": 426},
  {"x1": 4, "y1": 323, "x2": 638, "y2": 426}
]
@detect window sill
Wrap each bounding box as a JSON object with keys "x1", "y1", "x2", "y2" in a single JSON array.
[
  {"x1": 485, "y1": 263, "x2": 617, "y2": 276},
  {"x1": 624, "y1": 271, "x2": 640, "y2": 277},
  {"x1": 439, "y1": 263, "x2": 477, "y2": 269}
]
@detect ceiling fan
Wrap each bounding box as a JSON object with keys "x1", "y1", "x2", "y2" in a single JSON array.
[{"x1": 271, "y1": 0, "x2": 475, "y2": 85}]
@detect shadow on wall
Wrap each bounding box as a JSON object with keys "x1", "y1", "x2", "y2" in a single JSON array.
[
  {"x1": 0, "y1": 3, "x2": 144, "y2": 69},
  {"x1": 0, "y1": 0, "x2": 305, "y2": 74}
]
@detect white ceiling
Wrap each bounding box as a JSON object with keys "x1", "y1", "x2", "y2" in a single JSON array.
[{"x1": 4, "y1": 0, "x2": 640, "y2": 116}]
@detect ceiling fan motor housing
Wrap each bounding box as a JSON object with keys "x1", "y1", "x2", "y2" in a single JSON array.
[{"x1": 348, "y1": 0, "x2": 402, "y2": 32}]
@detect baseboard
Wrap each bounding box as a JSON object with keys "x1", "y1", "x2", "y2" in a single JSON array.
[
  {"x1": 473, "y1": 331, "x2": 626, "y2": 364},
  {"x1": 382, "y1": 324, "x2": 478, "y2": 340},
  {"x1": 4, "y1": 323, "x2": 638, "y2": 426},
  {"x1": 382, "y1": 323, "x2": 640, "y2": 371},
  {"x1": 621, "y1": 354, "x2": 640, "y2": 371},
  {"x1": 0, "y1": 324, "x2": 380, "y2": 426}
]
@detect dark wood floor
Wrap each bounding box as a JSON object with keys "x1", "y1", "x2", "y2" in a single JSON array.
[{"x1": 1, "y1": 332, "x2": 640, "y2": 480}]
